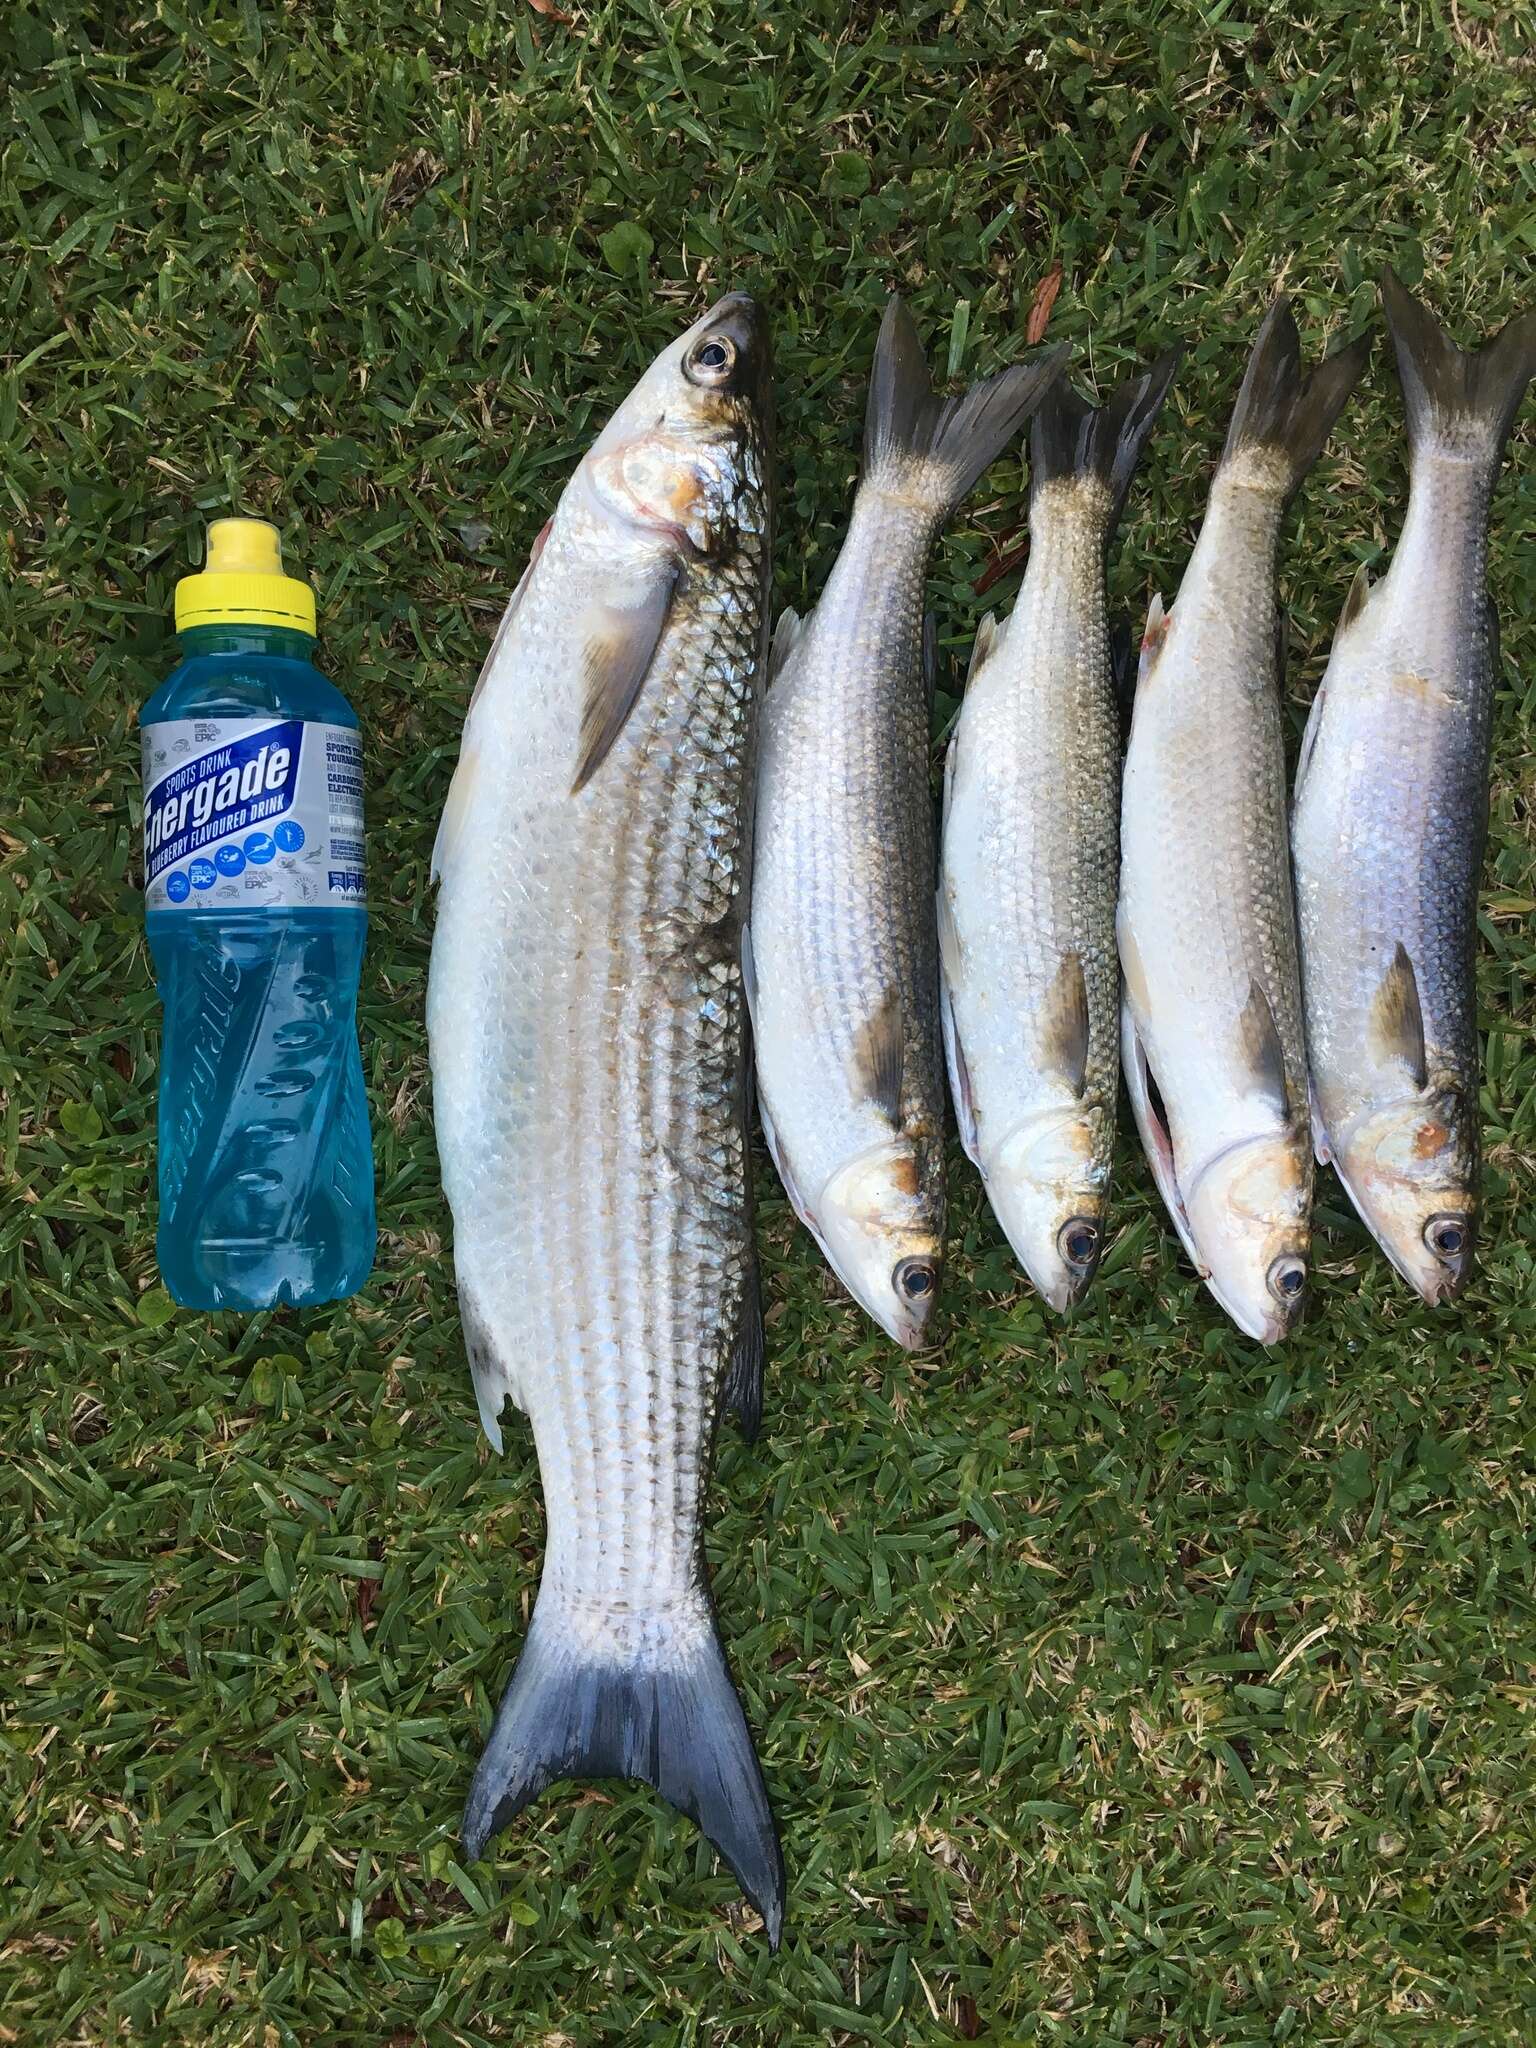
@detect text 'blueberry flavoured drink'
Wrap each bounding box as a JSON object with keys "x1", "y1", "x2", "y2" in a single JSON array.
[{"x1": 141, "y1": 518, "x2": 375, "y2": 1309}]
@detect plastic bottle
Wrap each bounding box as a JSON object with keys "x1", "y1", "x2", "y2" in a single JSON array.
[{"x1": 140, "y1": 518, "x2": 375, "y2": 1310}]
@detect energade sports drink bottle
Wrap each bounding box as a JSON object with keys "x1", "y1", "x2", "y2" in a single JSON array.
[{"x1": 140, "y1": 518, "x2": 375, "y2": 1309}]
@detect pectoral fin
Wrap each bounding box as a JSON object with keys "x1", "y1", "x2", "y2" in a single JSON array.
[
  {"x1": 851, "y1": 988, "x2": 905, "y2": 1126},
  {"x1": 1236, "y1": 980, "x2": 1292, "y2": 1119},
  {"x1": 571, "y1": 565, "x2": 681, "y2": 794},
  {"x1": 1038, "y1": 950, "x2": 1090, "y2": 1099},
  {"x1": 1367, "y1": 942, "x2": 1427, "y2": 1090}
]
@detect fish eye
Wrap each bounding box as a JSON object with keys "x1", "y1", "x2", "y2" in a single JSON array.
[
  {"x1": 893, "y1": 1257, "x2": 937, "y2": 1303},
  {"x1": 1267, "y1": 1255, "x2": 1306, "y2": 1305},
  {"x1": 1424, "y1": 1213, "x2": 1468, "y2": 1262},
  {"x1": 687, "y1": 335, "x2": 736, "y2": 384},
  {"x1": 1058, "y1": 1218, "x2": 1100, "y2": 1270}
]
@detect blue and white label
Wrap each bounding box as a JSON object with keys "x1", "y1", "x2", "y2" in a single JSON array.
[{"x1": 142, "y1": 716, "x2": 366, "y2": 911}]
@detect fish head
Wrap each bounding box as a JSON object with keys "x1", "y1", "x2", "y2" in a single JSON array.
[
  {"x1": 585, "y1": 293, "x2": 771, "y2": 556},
  {"x1": 818, "y1": 1137, "x2": 942, "y2": 1349},
  {"x1": 1333, "y1": 1088, "x2": 1477, "y2": 1305},
  {"x1": 1185, "y1": 1130, "x2": 1311, "y2": 1344},
  {"x1": 988, "y1": 1106, "x2": 1110, "y2": 1311}
]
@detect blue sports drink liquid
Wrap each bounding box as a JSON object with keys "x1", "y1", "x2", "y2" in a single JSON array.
[{"x1": 141, "y1": 519, "x2": 375, "y2": 1309}]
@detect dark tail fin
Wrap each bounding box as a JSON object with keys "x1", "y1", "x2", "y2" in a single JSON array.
[
  {"x1": 1381, "y1": 269, "x2": 1536, "y2": 468},
  {"x1": 1029, "y1": 348, "x2": 1180, "y2": 542},
  {"x1": 1221, "y1": 295, "x2": 1371, "y2": 503},
  {"x1": 462, "y1": 1598, "x2": 784, "y2": 1944},
  {"x1": 863, "y1": 294, "x2": 1066, "y2": 513}
]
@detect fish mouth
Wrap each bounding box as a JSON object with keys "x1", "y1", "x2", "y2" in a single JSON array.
[
  {"x1": 870, "y1": 1275, "x2": 941, "y2": 1352},
  {"x1": 1205, "y1": 1274, "x2": 1299, "y2": 1347}
]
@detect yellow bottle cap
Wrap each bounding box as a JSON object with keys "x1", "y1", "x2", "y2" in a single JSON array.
[{"x1": 175, "y1": 518, "x2": 318, "y2": 636}]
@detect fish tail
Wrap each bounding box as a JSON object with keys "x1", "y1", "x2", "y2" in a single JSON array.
[
  {"x1": 1220, "y1": 294, "x2": 1371, "y2": 502},
  {"x1": 1029, "y1": 347, "x2": 1180, "y2": 544},
  {"x1": 864, "y1": 293, "x2": 1066, "y2": 514},
  {"x1": 462, "y1": 1596, "x2": 785, "y2": 1944},
  {"x1": 1381, "y1": 269, "x2": 1536, "y2": 469}
]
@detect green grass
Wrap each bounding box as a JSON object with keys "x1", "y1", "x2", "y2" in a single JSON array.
[{"x1": 4, "y1": 0, "x2": 1536, "y2": 2041}]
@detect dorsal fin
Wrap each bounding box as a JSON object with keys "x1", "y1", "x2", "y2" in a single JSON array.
[
  {"x1": 967, "y1": 610, "x2": 1001, "y2": 684},
  {"x1": 1367, "y1": 942, "x2": 1427, "y2": 1089},
  {"x1": 768, "y1": 606, "x2": 806, "y2": 685},
  {"x1": 571, "y1": 565, "x2": 680, "y2": 794},
  {"x1": 1236, "y1": 980, "x2": 1291, "y2": 1117},
  {"x1": 1339, "y1": 563, "x2": 1371, "y2": 635},
  {"x1": 1137, "y1": 593, "x2": 1170, "y2": 691},
  {"x1": 1038, "y1": 951, "x2": 1090, "y2": 1098},
  {"x1": 851, "y1": 987, "x2": 905, "y2": 1126}
]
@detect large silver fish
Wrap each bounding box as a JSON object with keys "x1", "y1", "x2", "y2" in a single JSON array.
[
  {"x1": 1292, "y1": 275, "x2": 1536, "y2": 1304},
  {"x1": 426, "y1": 295, "x2": 782, "y2": 1937},
  {"x1": 1118, "y1": 298, "x2": 1369, "y2": 1343},
  {"x1": 939, "y1": 353, "x2": 1176, "y2": 1310},
  {"x1": 747, "y1": 298, "x2": 1063, "y2": 1348}
]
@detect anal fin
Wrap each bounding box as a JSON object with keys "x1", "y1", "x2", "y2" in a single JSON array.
[{"x1": 460, "y1": 1288, "x2": 525, "y2": 1454}]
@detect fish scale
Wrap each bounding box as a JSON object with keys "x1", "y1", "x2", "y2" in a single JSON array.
[{"x1": 427, "y1": 294, "x2": 782, "y2": 1939}]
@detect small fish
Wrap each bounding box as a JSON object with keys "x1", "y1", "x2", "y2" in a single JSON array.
[
  {"x1": 1118, "y1": 297, "x2": 1369, "y2": 1342},
  {"x1": 1292, "y1": 274, "x2": 1536, "y2": 1304},
  {"x1": 747, "y1": 297, "x2": 1064, "y2": 1347},
  {"x1": 939, "y1": 351, "x2": 1177, "y2": 1309},
  {"x1": 427, "y1": 295, "x2": 782, "y2": 1938}
]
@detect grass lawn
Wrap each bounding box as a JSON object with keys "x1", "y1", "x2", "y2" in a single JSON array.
[{"x1": 5, "y1": 0, "x2": 1536, "y2": 2041}]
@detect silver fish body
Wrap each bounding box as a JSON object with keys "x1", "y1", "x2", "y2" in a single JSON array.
[
  {"x1": 427, "y1": 294, "x2": 782, "y2": 1937},
  {"x1": 1118, "y1": 299, "x2": 1368, "y2": 1343},
  {"x1": 939, "y1": 357, "x2": 1175, "y2": 1310},
  {"x1": 748, "y1": 297, "x2": 1064, "y2": 1348},
  {"x1": 1292, "y1": 274, "x2": 1536, "y2": 1303}
]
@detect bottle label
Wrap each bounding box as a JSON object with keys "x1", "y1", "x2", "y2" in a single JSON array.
[{"x1": 141, "y1": 718, "x2": 367, "y2": 910}]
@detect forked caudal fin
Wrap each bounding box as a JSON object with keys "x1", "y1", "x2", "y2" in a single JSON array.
[
  {"x1": 1029, "y1": 347, "x2": 1180, "y2": 542},
  {"x1": 1380, "y1": 269, "x2": 1536, "y2": 469},
  {"x1": 463, "y1": 1598, "x2": 785, "y2": 1944},
  {"x1": 864, "y1": 294, "x2": 1067, "y2": 515},
  {"x1": 1221, "y1": 295, "x2": 1371, "y2": 503}
]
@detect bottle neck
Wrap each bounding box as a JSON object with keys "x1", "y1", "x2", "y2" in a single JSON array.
[{"x1": 179, "y1": 624, "x2": 317, "y2": 662}]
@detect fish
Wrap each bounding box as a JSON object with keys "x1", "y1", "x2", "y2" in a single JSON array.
[
  {"x1": 1117, "y1": 296, "x2": 1370, "y2": 1343},
  {"x1": 1291, "y1": 274, "x2": 1536, "y2": 1304},
  {"x1": 938, "y1": 351, "x2": 1177, "y2": 1310},
  {"x1": 425, "y1": 293, "x2": 783, "y2": 1938},
  {"x1": 746, "y1": 296, "x2": 1065, "y2": 1348}
]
